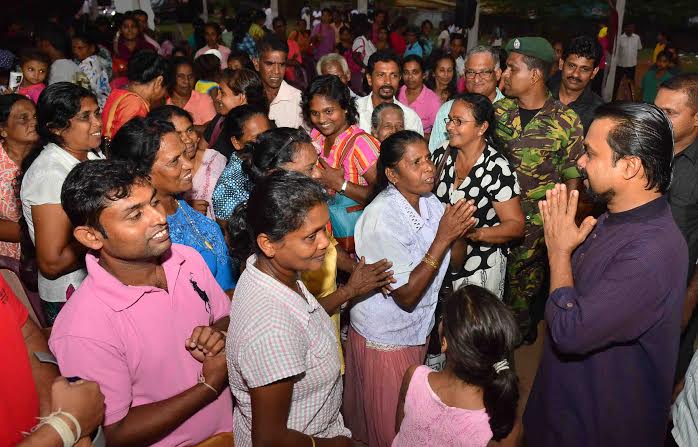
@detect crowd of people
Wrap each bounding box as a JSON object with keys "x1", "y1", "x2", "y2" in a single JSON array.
[{"x1": 1, "y1": 4, "x2": 698, "y2": 447}]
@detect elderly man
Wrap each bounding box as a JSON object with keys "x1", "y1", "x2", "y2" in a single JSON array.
[
  {"x1": 429, "y1": 45, "x2": 505, "y2": 151},
  {"x1": 525, "y1": 102, "x2": 686, "y2": 447},
  {"x1": 355, "y1": 50, "x2": 423, "y2": 135},
  {"x1": 316, "y1": 53, "x2": 358, "y2": 98},
  {"x1": 370, "y1": 102, "x2": 405, "y2": 142},
  {"x1": 495, "y1": 37, "x2": 584, "y2": 341}
]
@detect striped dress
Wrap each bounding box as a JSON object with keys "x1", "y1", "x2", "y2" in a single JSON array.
[{"x1": 311, "y1": 125, "x2": 380, "y2": 186}]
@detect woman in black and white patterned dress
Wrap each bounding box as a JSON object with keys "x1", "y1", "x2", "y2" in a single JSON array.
[{"x1": 432, "y1": 93, "x2": 525, "y2": 298}]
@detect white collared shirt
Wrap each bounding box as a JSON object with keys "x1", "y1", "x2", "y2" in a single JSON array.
[
  {"x1": 269, "y1": 80, "x2": 304, "y2": 129},
  {"x1": 356, "y1": 94, "x2": 424, "y2": 136},
  {"x1": 351, "y1": 185, "x2": 449, "y2": 346},
  {"x1": 617, "y1": 33, "x2": 642, "y2": 67}
]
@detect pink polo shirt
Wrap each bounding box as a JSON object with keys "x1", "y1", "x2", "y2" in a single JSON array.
[
  {"x1": 49, "y1": 244, "x2": 233, "y2": 446},
  {"x1": 397, "y1": 85, "x2": 442, "y2": 134}
]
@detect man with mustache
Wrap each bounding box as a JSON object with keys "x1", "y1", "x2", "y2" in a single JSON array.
[
  {"x1": 356, "y1": 50, "x2": 423, "y2": 136},
  {"x1": 49, "y1": 160, "x2": 233, "y2": 446},
  {"x1": 525, "y1": 102, "x2": 686, "y2": 447},
  {"x1": 494, "y1": 37, "x2": 585, "y2": 343},
  {"x1": 548, "y1": 36, "x2": 604, "y2": 135}
]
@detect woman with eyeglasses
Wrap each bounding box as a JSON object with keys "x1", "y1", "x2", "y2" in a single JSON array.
[{"x1": 432, "y1": 93, "x2": 524, "y2": 298}]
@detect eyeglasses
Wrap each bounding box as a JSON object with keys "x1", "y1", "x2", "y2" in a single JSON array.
[
  {"x1": 444, "y1": 117, "x2": 477, "y2": 126},
  {"x1": 464, "y1": 69, "x2": 495, "y2": 80}
]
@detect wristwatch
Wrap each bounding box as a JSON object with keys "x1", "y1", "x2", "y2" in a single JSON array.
[{"x1": 339, "y1": 180, "x2": 348, "y2": 195}]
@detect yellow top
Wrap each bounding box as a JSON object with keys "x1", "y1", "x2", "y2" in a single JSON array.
[
  {"x1": 300, "y1": 230, "x2": 344, "y2": 373},
  {"x1": 653, "y1": 43, "x2": 666, "y2": 63}
]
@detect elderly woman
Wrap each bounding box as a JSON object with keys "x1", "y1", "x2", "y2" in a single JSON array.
[
  {"x1": 166, "y1": 57, "x2": 217, "y2": 128},
  {"x1": 101, "y1": 50, "x2": 170, "y2": 141},
  {"x1": 149, "y1": 106, "x2": 226, "y2": 220},
  {"x1": 343, "y1": 130, "x2": 476, "y2": 447},
  {"x1": 0, "y1": 94, "x2": 39, "y2": 260},
  {"x1": 204, "y1": 68, "x2": 268, "y2": 159},
  {"x1": 302, "y1": 74, "x2": 381, "y2": 253},
  {"x1": 226, "y1": 171, "x2": 353, "y2": 447},
  {"x1": 109, "y1": 117, "x2": 236, "y2": 295},
  {"x1": 20, "y1": 83, "x2": 104, "y2": 323},
  {"x1": 432, "y1": 93, "x2": 524, "y2": 297}
]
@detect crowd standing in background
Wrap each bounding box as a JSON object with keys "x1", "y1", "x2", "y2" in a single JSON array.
[{"x1": 1, "y1": 4, "x2": 698, "y2": 447}]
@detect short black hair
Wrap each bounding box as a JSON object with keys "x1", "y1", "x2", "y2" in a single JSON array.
[
  {"x1": 220, "y1": 68, "x2": 268, "y2": 113},
  {"x1": 36, "y1": 24, "x2": 70, "y2": 55},
  {"x1": 367, "y1": 49, "x2": 401, "y2": 75},
  {"x1": 521, "y1": 54, "x2": 551, "y2": 81},
  {"x1": 402, "y1": 54, "x2": 425, "y2": 72},
  {"x1": 225, "y1": 104, "x2": 270, "y2": 142},
  {"x1": 272, "y1": 16, "x2": 286, "y2": 27},
  {"x1": 660, "y1": 73, "x2": 698, "y2": 112},
  {"x1": 19, "y1": 48, "x2": 50, "y2": 67},
  {"x1": 61, "y1": 159, "x2": 150, "y2": 236},
  {"x1": 374, "y1": 130, "x2": 425, "y2": 196},
  {"x1": 128, "y1": 50, "x2": 171, "y2": 85},
  {"x1": 148, "y1": 105, "x2": 194, "y2": 127},
  {"x1": 562, "y1": 35, "x2": 601, "y2": 68},
  {"x1": 594, "y1": 102, "x2": 674, "y2": 194},
  {"x1": 450, "y1": 33, "x2": 466, "y2": 45},
  {"x1": 301, "y1": 74, "x2": 358, "y2": 127},
  {"x1": 257, "y1": 34, "x2": 289, "y2": 57},
  {"x1": 109, "y1": 116, "x2": 176, "y2": 172},
  {"x1": 132, "y1": 9, "x2": 148, "y2": 19}
]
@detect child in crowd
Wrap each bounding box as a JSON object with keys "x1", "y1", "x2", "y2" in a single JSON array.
[
  {"x1": 17, "y1": 49, "x2": 49, "y2": 103},
  {"x1": 194, "y1": 53, "x2": 222, "y2": 98},
  {"x1": 394, "y1": 285, "x2": 520, "y2": 446},
  {"x1": 641, "y1": 50, "x2": 674, "y2": 103}
]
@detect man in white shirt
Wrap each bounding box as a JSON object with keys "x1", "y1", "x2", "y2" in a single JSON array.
[
  {"x1": 614, "y1": 23, "x2": 642, "y2": 97},
  {"x1": 356, "y1": 50, "x2": 423, "y2": 135},
  {"x1": 253, "y1": 35, "x2": 304, "y2": 129}
]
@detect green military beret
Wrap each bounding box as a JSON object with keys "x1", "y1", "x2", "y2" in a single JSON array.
[{"x1": 505, "y1": 37, "x2": 555, "y2": 63}]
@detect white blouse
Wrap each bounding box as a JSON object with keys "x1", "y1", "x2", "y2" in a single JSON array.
[{"x1": 351, "y1": 185, "x2": 450, "y2": 346}]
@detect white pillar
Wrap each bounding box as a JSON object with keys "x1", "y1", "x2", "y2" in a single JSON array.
[
  {"x1": 271, "y1": 0, "x2": 279, "y2": 19},
  {"x1": 603, "y1": 0, "x2": 626, "y2": 102},
  {"x1": 357, "y1": 0, "x2": 368, "y2": 14},
  {"x1": 467, "y1": 1, "x2": 480, "y2": 51},
  {"x1": 202, "y1": 0, "x2": 208, "y2": 22}
]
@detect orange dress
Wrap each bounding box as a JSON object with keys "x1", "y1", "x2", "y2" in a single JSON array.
[{"x1": 102, "y1": 89, "x2": 149, "y2": 140}]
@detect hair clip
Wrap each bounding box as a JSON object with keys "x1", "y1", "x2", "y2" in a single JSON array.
[{"x1": 493, "y1": 359, "x2": 509, "y2": 374}]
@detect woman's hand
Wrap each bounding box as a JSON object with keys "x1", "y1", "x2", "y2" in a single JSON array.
[
  {"x1": 344, "y1": 257, "x2": 395, "y2": 298},
  {"x1": 436, "y1": 199, "x2": 476, "y2": 244},
  {"x1": 317, "y1": 158, "x2": 346, "y2": 192}
]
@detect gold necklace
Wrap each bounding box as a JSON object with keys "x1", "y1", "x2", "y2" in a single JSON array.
[{"x1": 176, "y1": 200, "x2": 214, "y2": 250}]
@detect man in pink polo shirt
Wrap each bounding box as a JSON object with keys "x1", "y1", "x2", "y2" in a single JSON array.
[{"x1": 49, "y1": 159, "x2": 233, "y2": 446}]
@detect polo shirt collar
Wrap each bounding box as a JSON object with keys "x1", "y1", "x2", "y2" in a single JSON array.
[
  {"x1": 270, "y1": 80, "x2": 294, "y2": 106},
  {"x1": 677, "y1": 139, "x2": 698, "y2": 164},
  {"x1": 85, "y1": 248, "x2": 186, "y2": 312},
  {"x1": 245, "y1": 254, "x2": 320, "y2": 315}
]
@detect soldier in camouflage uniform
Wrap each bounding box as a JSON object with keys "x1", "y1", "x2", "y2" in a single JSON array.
[{"x1": 495, "y1": 37, "x2": 585, "y2": 339}]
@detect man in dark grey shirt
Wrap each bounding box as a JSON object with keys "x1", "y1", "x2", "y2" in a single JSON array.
[
  {"x1": 655, "y1": 73, "x2": 698, "y2": 381},
  {"x1": 548, "y1": 36, "x2": 604, "y2": 135}
]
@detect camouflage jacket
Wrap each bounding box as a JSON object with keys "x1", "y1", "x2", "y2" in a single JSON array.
[{"x1": 494, "y1": 94, "x2": 584, "y2": 208}]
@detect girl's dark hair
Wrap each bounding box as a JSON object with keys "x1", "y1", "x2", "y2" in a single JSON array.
[
  {"x1": 204, "y1": 22, "x2": 222, "y2": 37},
  {"x1": 301, "y1": 74, "x2": 358, "y2": 128},
  {"x1": 244, "y1": 127, "x2": 312, "y2": 182},
  {"x1": 425, "y1": 51, "x2": 457, "y2": 100},
  {"x1": 442, "y1": 285, "x2": 520, "y2": 441},
  {"x1": 194, "y1": 54, "x2": 221, "y2": 82},
  {"x1": 19, "y1": 49, "x2": 50, "y2": 67},
  {"x1": 227, "y1": 170, "x2": 329, "y2": 262},
  {"x1": 148, "y1": 105, "x2": 194, "y2": 127},
  {"x1": 220, "y1": 68, "x2": 269, "y2": 113},
  {"x1": 72, "y1": 31, "x2": 97, "y2": 48},
  {"x1": 0, "y1": 94, "x2": 33, "y2": 125},
  {"x1": 225, "y1": 104, "x2": 269, "y2": 144},
  {"x1": 373, "y1": 130, "x2": 425, "y2": 197},
  {"x1": 452, "y1": 93, "x2": 503, "y2": 151},
  {"x1": 109, "y1": 116, "x2": 176, "y2": 172},
  {"x1": 226, "y1": 50, "x2": 254, "y2": 70}
]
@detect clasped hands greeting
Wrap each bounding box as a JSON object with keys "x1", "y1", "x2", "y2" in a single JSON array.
[{"x1": 538, "y1": 184, "x2": 597, "y2": 257}]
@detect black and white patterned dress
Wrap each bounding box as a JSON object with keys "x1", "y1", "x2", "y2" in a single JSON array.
[{"x1": 432, "y1": 143, "x2": 520, "y2": 298}]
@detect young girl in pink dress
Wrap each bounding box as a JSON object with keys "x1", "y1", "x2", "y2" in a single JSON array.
[
  {"x1": 394, "y1": 285, "x2": 519, "y2": 446},
  {"x1": 17, "y1": 50, "x2": 49, "y2": 103}
]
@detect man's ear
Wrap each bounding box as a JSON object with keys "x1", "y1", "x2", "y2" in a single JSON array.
[{"x1": 73, "y1": 226, "x2": 105, "y2": 251}]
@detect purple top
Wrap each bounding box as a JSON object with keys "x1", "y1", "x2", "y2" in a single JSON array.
[
  {"x1": 523, "y1": 196, "x2": 687, "y2": 447},
  {"x1": 312, "y1": 23, "x2": 336, "y2": 59}
]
